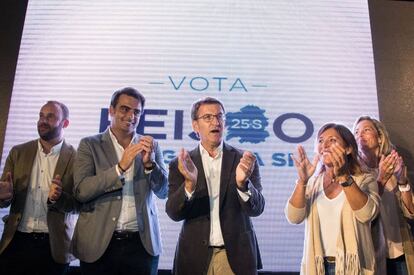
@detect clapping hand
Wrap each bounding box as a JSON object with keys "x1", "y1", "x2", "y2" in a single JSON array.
[
  {"x1": 139, "y1": 136, "x2": 154, "y2": 167},
  {"x1": 291, "y1": 145, "x2": 319, "y2": 184},
  {"x1": 48, "y1": 174, "x2": 62, "y2": 202},
  {"x1": 0, "y1": 172, "x2": 13, "y2": 201},
  {"x1": 235, "y1": 151, "x2": 256, "y2": 191},
  {"x1": 393, "y1": 153, "x2": 407, "y2": 185},
  {"x1": 328, "y1": 144, "x2": 350, "y2": 178},
  {"x1": 118, "y1": 143, "x2": 144, "y2": 172},
  {"x1": 178, "y1": 148, "x2": 198, "y2": 193},
  {"x1": 378, "y1": 150, "x2": 399, "y2": 186}
]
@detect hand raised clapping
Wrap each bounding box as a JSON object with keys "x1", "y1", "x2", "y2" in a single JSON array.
[
  {"x1": 0, "y1": 172, "x2": 13, "y2": 201},
  {"x1": 118, "y1": 135, "x2": 155, "y2": 171},
  {"x1": 48, "y1": 174, "x2": 63, "y2": 202},
  {"x1": 139, "y1": 136, "x2": 155, "y2": 167},
  {"x1": 177, "y1": 148, "x2": 198, "y2": 193},
  {"x1": 291, "y1": 145, "x2": 319, "y2": 184},
  {"x1": 328, "y1": 143, "x2": 350, "y2": 178},
  {"x1": 235, "y1": 151, "x2": 256, "y2": 191},
  {"x1": 378, "y1": 150, "x2": 399, "y2": 186}
]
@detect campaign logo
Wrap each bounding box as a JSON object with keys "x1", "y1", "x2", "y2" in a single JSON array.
[{"x1": 226, "y1": 105, "x2": 269, "y2": 144}]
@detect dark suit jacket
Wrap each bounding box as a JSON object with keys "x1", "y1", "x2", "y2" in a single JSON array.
[
  {"x1": 166, "y1": 143, "x2": 264, "y2": 275},
  {"x1": 72, "y1": 129, "x2": 168, "y2": 263},
  {"x1": 0, "y1": 139, "x2": 79, "y2": 263}
]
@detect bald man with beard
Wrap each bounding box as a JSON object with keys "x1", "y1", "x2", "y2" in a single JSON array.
[{"x1": 0, "y1": 100, "x2": 79, "y2": 275}]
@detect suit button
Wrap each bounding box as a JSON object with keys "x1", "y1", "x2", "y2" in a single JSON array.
[
  {"x1": 112, "y1": 217, "x2": 116, "y2": 221},
  {"x1": 117, "y1": 196, "x2": 121, "y2": 200},
  {"x1": 202, "y1": 240, "x2": 208, "y2": 246}
]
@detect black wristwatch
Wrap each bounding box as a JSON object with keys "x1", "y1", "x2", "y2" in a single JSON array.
[
  {"x1": 339, "y1": 175, "x2": 354, "y2": 187},
  {"x1": 144, "y1": 161, "x2": 156, "y2": 171}
]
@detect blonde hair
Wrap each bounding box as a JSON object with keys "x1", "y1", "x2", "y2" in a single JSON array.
[{"x1": 353, "y1": 115, "x2": 395, "y2": 156}]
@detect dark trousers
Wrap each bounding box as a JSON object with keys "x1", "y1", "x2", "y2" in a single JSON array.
[
  {"x1": 0, "y1": 231, "x2": 69, "y2": 275},
  {"x1": 387, "y1": 254, "x2": 408, "y2": 275},
  {"x1": 80, "y1": 231, "x2": 159, "y2": 275}
]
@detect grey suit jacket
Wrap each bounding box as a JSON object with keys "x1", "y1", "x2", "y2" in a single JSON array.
[
  {"x1": 166, "y1": 143, "x2": 265, "y2": 275},
  {"x1": 0, "y1": 139, "x2": 79, "y2": 264},
  {"x1": 72, "y1": 129, "x2": 168, "y2": 263}
]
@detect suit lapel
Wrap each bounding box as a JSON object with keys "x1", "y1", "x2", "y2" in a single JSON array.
[
  {"x1": 101, "y1": 130, "x2": 119, "y2": 166},
  {"x1": 133, "y1": 134, "x2": 144, "y2": 180},
  {"x1": 190, "y1": 146, "x2": 208, "y2": 196},
  {"x1": 219, "y1": 143, "x2": 236, "y2": 208},
  {"x1": 21, "y1": 140, "x2": 38, "y2": 191},
  {"x1": 54, "y1": 141, "x2": 73, "y2": 178}
]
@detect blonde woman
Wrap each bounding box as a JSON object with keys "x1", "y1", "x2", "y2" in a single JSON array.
[{"x1": 354, "y1": 116, "x2": 414, "y2": 275}]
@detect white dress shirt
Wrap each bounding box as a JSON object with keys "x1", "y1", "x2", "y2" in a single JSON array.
[
  {"x1": 201, "y1": 143, "x2": 224, "y2": 246},
  {"x1": 185, "y1": 143, "x2": 251, "y2": 246},
  {"x1": 109, "y1": 129, "x2": 139, "y2": 232},
  {"x1": 18, "y1": 140, "x2": 63, "y2": 233}
]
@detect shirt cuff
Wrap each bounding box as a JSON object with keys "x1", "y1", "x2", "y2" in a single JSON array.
[
  {"x1": 237, "y1": 188, "x2": 251, "y2": 202},
  {"x1": 185, "y1": 188, "x2": 195, "y2": 200},
  {"x1": 115, "y1": 164, "x2": 125, "y2": 179},
  {"x1": 47, "y1": 198, "x2": 56, "y2": 205},
  {"x1": 144, "y1": 161, "x2": 156, "y2": 174},
  {"x1": 399, "y1": 184, "x2": 411, "y2": 192}
]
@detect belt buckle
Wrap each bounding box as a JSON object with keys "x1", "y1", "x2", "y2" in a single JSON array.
[
  {"x1": 114, "y1": 231, "x2": 126, "y2": 240},
  {"x1": 324, "y1": 256, "x2": 335, "y2": 263},
  {"x1": 114, "y1": 231, "x2": 136, "y2": 240},
  {"x1": 33, "y1": 232, "x2": 47, "y2": 240}
]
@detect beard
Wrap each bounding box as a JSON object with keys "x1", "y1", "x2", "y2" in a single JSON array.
[{"x1": 37, "y1": 123, "x2": 62, "y2": 141}]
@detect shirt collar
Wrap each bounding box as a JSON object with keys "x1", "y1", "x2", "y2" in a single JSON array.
[
  {"x1": 37, "y1": 139, "x2": 63, "y2": 155},
  {"x1": 109, "y1": 128, "x2": 138, "y2": 148},
  {"x1": 199, "y1": 141, "x2": 223, "y2": 159}
]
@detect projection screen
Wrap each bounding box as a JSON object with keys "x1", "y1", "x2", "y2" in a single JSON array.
[{"x1": 0, "y1": 0, "x2": 378, "y2": 271}]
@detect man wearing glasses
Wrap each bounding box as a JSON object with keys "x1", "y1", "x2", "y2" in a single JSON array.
[{"x1": 166, "y1": 97, "x2": 265, "y2": 275}]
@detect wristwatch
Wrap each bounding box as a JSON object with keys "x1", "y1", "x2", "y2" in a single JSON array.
[
  {"x1": 398, "y1": 183, "x2": 411, "y2": 192},
  {"x1": 144, "y1": 161, "x2": 156, "y2": 171},
  {"x1": 339, "y1": 175, "x2": 354, "y2": 187}
]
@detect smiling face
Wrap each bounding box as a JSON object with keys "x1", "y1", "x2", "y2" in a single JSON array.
[
  {"x1": 354, "y1": 119, "x2": 380, "y2": 153},
  {"x1": 109, "y1": 94, "x2": 142, "y2": 135},
  {"x1": 317, "y1": 127, "x2": 350, "y2": 166},
  {"x1": 192, "y1": 103, "x2": 225, "y2": 151}
]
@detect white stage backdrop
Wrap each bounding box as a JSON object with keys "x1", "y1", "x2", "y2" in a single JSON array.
[{"x1": 1, "y1": 0, "x2": 378, "y2": 272}]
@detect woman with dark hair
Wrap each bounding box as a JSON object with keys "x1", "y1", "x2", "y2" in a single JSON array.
[
  {"x1": 285, "y1": 123, "x2": 380, "y2": 275},
  {"x1": 354, "y1": 116, "x2": 414, "y2": 275}
]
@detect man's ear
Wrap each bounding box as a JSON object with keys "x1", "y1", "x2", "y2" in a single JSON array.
[
  {"x1": 192, "y1": 120, "x2": 199, "y2": 134},
  {"x1": 62, "y1": 119, "x2": 69, "y2": 129},
  {"x1": 109, "y1": 105, "x2": 115, "y2": 117}
]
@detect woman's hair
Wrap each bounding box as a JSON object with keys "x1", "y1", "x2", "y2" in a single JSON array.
[
  {"x1": 317, "y1": 123, "x2": 361, "y2": 175},
  {"x1": 353, "y1": 115, "x2": 395, "y2": 156}
]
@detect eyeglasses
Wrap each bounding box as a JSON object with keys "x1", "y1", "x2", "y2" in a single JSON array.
[{"x1": 196, "y1": 113, "x2": 225, "y2": 123}]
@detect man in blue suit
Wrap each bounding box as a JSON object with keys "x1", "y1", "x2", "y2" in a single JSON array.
[{"x1": 72, "y1": 87, "x2": 168, "y2": 275}]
